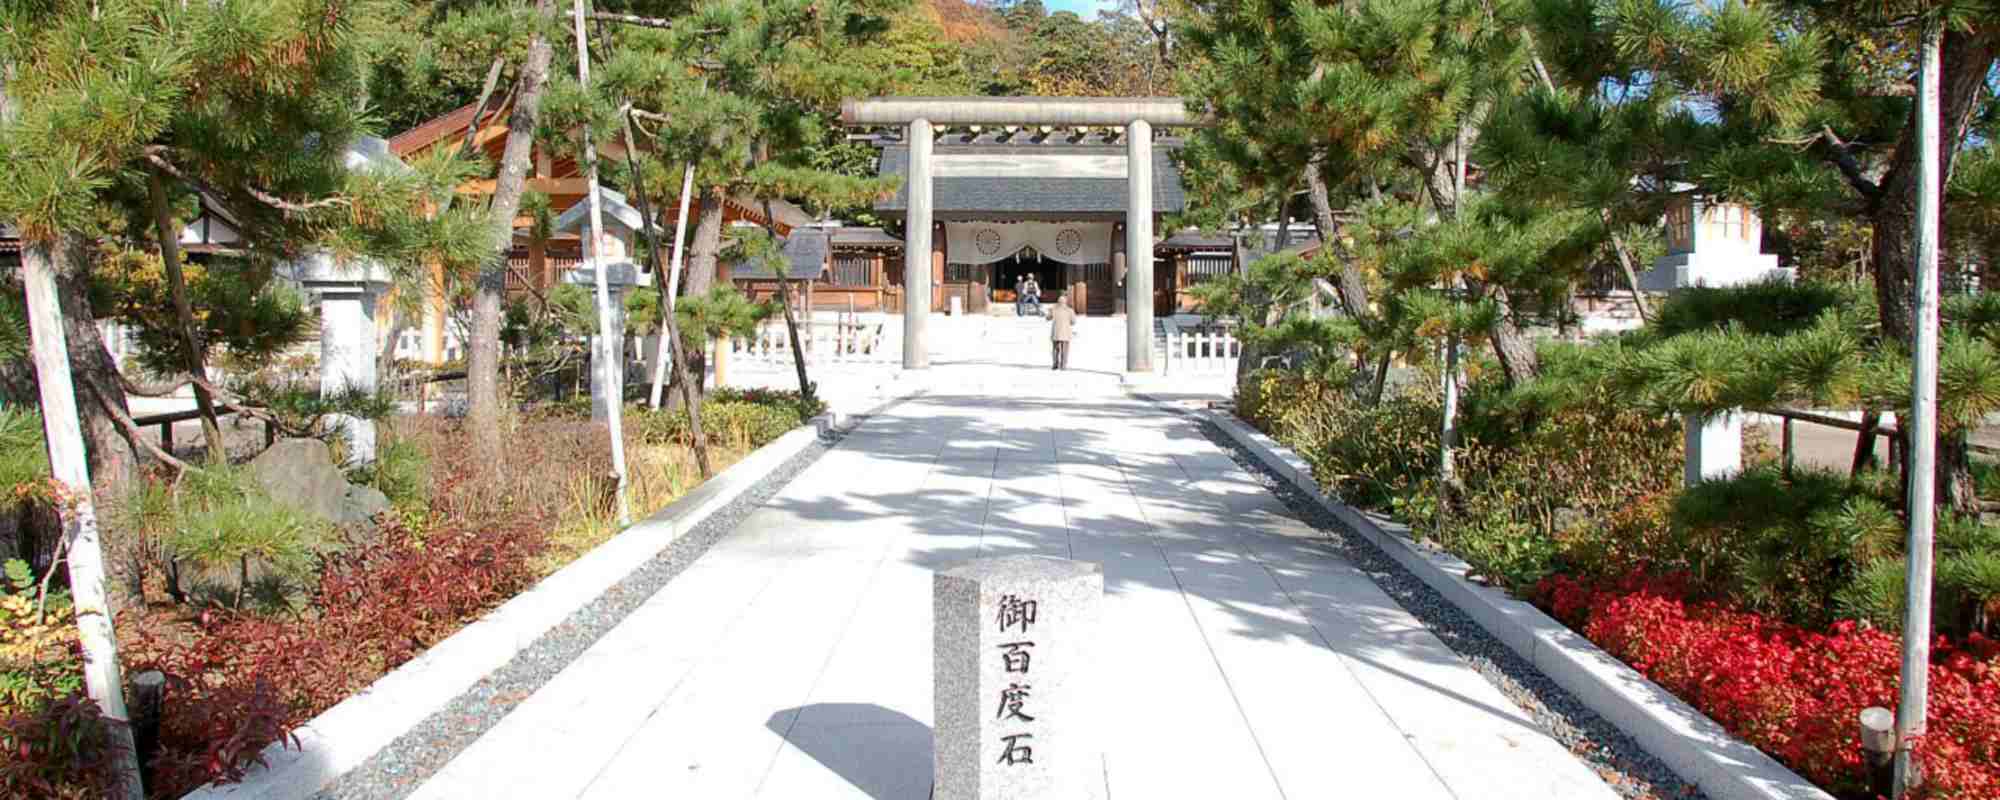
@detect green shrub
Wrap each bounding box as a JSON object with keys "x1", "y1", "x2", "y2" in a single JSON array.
[
  {"x1": 1660, "y1": 464, "x2": 2000, "y2": 635},
  {"x1": 1240, "y1": 368, "x2": 1683, "y2": 589},
  {"x1": 632, "y1": 400, "x2": 798, "y2": 450},
  {"x1": 0, "y1": 408, "x2": 47, "y2": 510},
  {"x1": 121, "y1": 467, "x2": 332, "y2": 609},
  {"x1": 0, "y1": 559, "x2": 80, "y2": 715},
  {"x1": 357, "y1": 435, "x2": 430, "y2": 514}
]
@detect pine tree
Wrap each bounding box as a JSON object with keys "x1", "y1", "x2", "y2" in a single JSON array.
[
  {"x1": 1183, "y1": 0, "x2": 1554, "y2": 390},
  {"x1": 1, "y1": 5, "x2": 489, "y2": 791},
  {"x1": 461, "y1": 0, "x2": 561, "y2": 463},
  {"x1": 1521, "y1": 0, "x2": 1998, "y2": 511},
  {"x1": 548, "y1": 0, "x2": 903, "y2": 406}
]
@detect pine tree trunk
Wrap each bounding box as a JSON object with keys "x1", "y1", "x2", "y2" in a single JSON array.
[
  {"x1": 147, "y1": 169, "x2": 224, "y2": 460},
  {"x1": 21, "y1": 237, "x2": 143, "y2": 800},
  {"x1": 761, "y1": 199, "x2": 814, "y2": 403},
  {"x1": 1939, "y1": 429, "x2": 1976, "y2": 514},
  {"x1": 1605, "y1": 214, "x2": 1652, "y2": 322},
  {"x1": 1866, "y1": 29, "x2": 1997, "y2": 515},
  {"x1": 48, "y1": 237, "x2": 137, "y2": 492},
  {"x1": 667, "y1": 187, "x2": 727, "y2": 407},
  {"x1": 1853, "y1": 409, "x2": 1882, "y2": 476},
  {"x1": 467, "y1": 0, "x2": 556, "y2": 460},
  {"x1": 1303, "y1": 158, "x2": 1369, "y2": 317},
  {"x1": 1464, "y1": 278, "x2": 1539, "y2": 388}
]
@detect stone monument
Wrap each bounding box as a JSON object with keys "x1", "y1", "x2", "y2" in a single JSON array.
[
  {"x1": 1638, "y1": 194, "x2": 1794, "y2": 486},
  {"x1": 933, "y1": 555, "x2": 1103, "y2": 800}
]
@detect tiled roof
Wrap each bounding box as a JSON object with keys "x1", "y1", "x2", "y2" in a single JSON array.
[
  {"x1": 1157, "y1": 231, "x2": 1233, "y2": 252},
  {"x1": 829, "y1": 227, "x2": 903, "y2": 247},
  {"x1": 729, "y1": 228, "x2": 829, "y2": 281}
]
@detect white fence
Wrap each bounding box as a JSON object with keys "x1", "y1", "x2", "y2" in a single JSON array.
[
  {"x1": 714, "y1": 318, "x2": 896, "y2": 367},
  {"x1": 1162, "y1": 318, "x2": 1241, "y2": 375}
]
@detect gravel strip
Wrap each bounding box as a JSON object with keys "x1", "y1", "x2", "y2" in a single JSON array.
[
  {"x1": 1181, "y1": 410, "x2": 1705, "y2": 800},
  {"x1": 314, "y1": 427, "x2": 846, "y2": 800}
]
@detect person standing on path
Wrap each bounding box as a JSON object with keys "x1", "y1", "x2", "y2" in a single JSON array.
[
  {"x1": 1022, "y1": 273, "x2": 1042, "y2": 317},
  {"x1": 1049, "y1": 292, "x2": 1076, "y2": 370}
]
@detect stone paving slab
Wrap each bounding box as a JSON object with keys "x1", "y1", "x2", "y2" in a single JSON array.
[{"x1": 410, "y1": 367, "x2": 1618, "y2": 799}]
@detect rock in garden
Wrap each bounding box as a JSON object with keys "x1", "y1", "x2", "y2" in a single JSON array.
[
  {"x1": 339, "y1": 484, "x2": 393, "y2": 526},
  {"x1": 250, "y1": 437, "x2": 350, "y2": 523}
]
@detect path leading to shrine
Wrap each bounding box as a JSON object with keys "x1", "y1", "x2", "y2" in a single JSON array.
[{"x1": 408, "y1": 372, "x2": 1618, "y2": 799}]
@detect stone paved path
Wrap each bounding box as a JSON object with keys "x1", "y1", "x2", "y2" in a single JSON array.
[{"x1": 410, "y1": 367, "x2": 1617, "y2": 799}]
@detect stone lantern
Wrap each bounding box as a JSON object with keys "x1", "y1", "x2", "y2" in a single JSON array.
[
  {"x1": 288, "y1": 137, "x2": 405, "y2": 466},
  {"x1": 295, "y1": 253, "x2": 394, "y2": 465},
  {"x1": 1637, "y1": 194, "x2": 1795, "y2": 486},
  {"x1": 554, "y1": 188, "x2": 656, "y2": 421}
]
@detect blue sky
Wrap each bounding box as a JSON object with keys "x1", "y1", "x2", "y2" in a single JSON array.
[{"x1": 1043, "y1": 0, "x2": 1121, "y2": 17}]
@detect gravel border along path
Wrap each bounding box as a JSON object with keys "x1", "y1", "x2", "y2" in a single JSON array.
[
  {"x1": 314, "y1": 427, "x2": 846, "y2": 800},
  {"x1": 1176, "y1": 409, "x2": 1706, "y2": 800}
]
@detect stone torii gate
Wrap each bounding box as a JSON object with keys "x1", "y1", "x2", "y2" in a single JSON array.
[{"x1": 840, "y1": 97, "x2": 1208, "y2": 373}]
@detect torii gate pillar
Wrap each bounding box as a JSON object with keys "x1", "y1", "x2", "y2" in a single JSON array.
[{"x1": 843, "y1": 97, "x2": 1207, "y2": 373}]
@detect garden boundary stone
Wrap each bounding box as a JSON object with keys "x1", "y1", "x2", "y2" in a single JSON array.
[
  {"x1": 181, "y1": 411, "x2": 865, "y2": 800},
  {"x1": 1200, "y1": 408, "x2": 1834, "y2": 800}
]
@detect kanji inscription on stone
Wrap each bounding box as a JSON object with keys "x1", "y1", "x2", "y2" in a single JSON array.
[{"x1": 934, "y1": 555, "x2": 1103, "y2": 799}]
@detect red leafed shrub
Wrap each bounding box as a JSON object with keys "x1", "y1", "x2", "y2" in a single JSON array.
[
  {"x1": 0, "y1": 694, "x2": 131, "y2": 799},
  {"x1": 142, "y1": 674, "x2": 293, "y2": 798},
  {"x1": 1539, "y1": 575, "x2": 2000, "y2": 798},
  {"x1": 127, "y1": 515, "x2": 549, "y2": 797}
]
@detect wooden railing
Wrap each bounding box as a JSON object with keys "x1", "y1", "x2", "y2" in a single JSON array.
[
  {"x1": 1756, "y1": 407, "x2": 1999, "y2": 476},
  {"x1": 131, "y1": 371, "x2": 468, "y2": 454}
]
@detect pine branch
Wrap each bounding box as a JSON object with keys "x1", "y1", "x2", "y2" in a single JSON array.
[
  {"x1": 144, "y1": 149, "x2": 354, "y2": 216},
  {"x1": 1814, "y1": 126, "x2": 1882, "y2": 200},
  {"x1": 459, "y1": 56, "x2": 509, "y2": 159},
  {"x1": 81, "y1": 373, "x2": 198, "y2": 473},
  {"x1": 119, "y1": 373, "x2": 196, "y2": 398}
]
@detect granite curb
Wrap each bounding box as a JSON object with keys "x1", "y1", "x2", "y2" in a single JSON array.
[
  {"x1": 183, "y1": 412, "x2": 863, "y2": 800},
  {"x1": 1200, "y1": 408, "x2": 1834, "y2": 800}
]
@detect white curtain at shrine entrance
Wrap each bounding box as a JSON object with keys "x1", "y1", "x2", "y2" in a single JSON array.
[{"x1": 944, "y1": 221, "x2": 1114, "y2": 265}]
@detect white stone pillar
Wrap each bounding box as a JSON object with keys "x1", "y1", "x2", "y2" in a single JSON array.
[
  {"x1": 299, "y1": 256, "x2": 392, "y2": 466},
  {"x1": 1125, "y1": 119, "x2": 1153, "y2": 373},
  {"x1": 1685, "y1": 412, "x2": 1744, "y2": 486},
  {"x1": 904, "y1": 118, "x2": 934, "y2": 370},
  {"x1": 934, "y1": 555, "x2": 1102, "y2": 800},
  {"x1": 1638, "y1": 196, "x2": 1794, "y2": 486}
]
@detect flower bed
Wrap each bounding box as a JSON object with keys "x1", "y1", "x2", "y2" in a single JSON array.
[
  {"x1": 1541, "y1": 575, "x2": 2000, "y2": 798},
  {"x1": 1234, "y1": 368, "x2": 2000, "y2": 798},
  {"x1": 0, "y1": 390, "x2": 819, "y2": 798}
]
